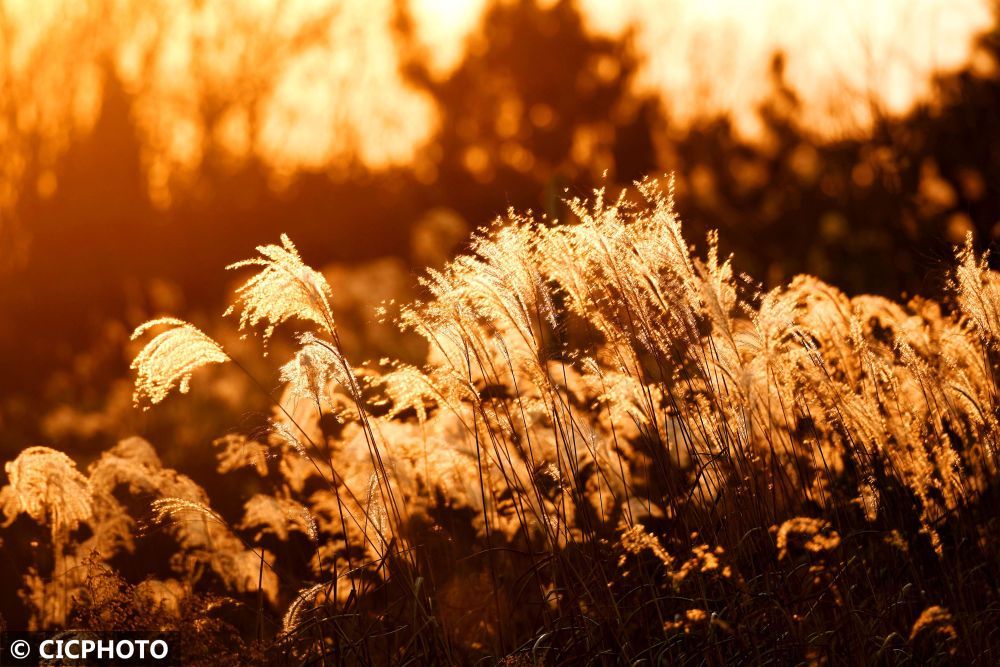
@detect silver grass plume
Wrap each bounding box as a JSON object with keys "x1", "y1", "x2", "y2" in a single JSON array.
[
  {"x1": 130, "y1": 317, "x2": 229, "y2": 408},
  {"x1": 226, "y1": 234, "x2": 336, "y2": 344}
]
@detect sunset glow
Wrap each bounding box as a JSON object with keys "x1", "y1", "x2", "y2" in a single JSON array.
[
  {"x1": 5, "y1": 1, "x2": 1000, "y2": 660},
  {"x1": 2, "y1": 0, "x2": 993, "y2": 206}
]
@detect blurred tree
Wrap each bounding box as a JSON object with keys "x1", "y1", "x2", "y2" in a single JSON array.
[
  {"x1": 661, "y1": 24, "x2": 1000, "y2": 298},
  {"x1": 1, "y1": 0, "x2": 999, "y2": 459},
  {"x1": 400, "y1": 0, "x2": 658, "y2": 199}
]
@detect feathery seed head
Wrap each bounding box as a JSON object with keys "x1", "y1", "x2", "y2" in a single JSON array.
[
  {"x1": 279, "y1": 332, "x2": 351, "y2": 405},
  {"x1": 776, "y1": 517, "x2": 841, "y2": 560},
  {"x1": 150, "y1": 497, "x2": 226, "y2": 528},
  {"x1": 2, "y1": 446, "x2": 93, "y2": 538},
  {"x1": 130, "y1": 318, "x2": 229, "y2": 408},
  {"x1": 226, "y1": 234, "x2": 336, "y2": 343}
]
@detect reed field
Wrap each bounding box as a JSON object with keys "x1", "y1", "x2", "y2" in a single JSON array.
[{"x1": 3, "y1": 177, "x2": 1000, "y2": 664}]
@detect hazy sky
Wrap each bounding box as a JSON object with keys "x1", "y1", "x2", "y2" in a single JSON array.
[{"x1": 2, "y1": 0, "x2": 994, "y2": 204}]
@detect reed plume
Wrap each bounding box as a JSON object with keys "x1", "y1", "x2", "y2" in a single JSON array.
[{"x1": 130, "y1": 318, "x2": 229, "y2": 407}]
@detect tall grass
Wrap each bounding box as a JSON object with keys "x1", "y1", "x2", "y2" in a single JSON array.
[{"x1": 4, "y1": 176, "x2": 1000, "y2": 664}]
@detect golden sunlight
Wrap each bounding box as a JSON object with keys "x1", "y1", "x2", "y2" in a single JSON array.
[
  {"x1": 580, "y1": 0, "x2": 994, "y2": 137},
  {"x1": 6, "y1": 1, "x2": 1000, "y2": 661},
  {"x1": 2, "y1": 0, "x2": 992, "y2": 207}
]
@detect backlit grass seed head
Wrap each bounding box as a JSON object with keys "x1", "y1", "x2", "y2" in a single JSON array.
[
  {"x1": 130, "y1": 318, "x2": 229, "y2": 408},
  {"x1": 618, "y1": 521, "x2": 674, "y2": 568},
  {"x1": 282, "y1": 582, "x2": 331, "y2": 635},
  {"x1": 365, "y1": 471, "x2": 389, "y2": 554},
  {"x1": 776, "y1": 517, "x2": 841, "y2": 560},
  {"x1": 270, "y1": 420, "x2": 310, "y2": 457},
  {"x1": 1, "y1": 446, "x2": 93, "y2": 539},
  {"x1": 952, "y1": 232, "x2": 1000, "y2": 346},
  {"x1": 279, "y1": 332, "x2": 350, "y2": 405},
  {"x1": 910, "y1": 605, "x2": 958, "y2": 654},
  {"x1": 663, "y1": 608, "x2": 732, "y2": 636},
  {"x1": 226, "y1": 234, "x2": 336, "y2": 344},
  {"x1": 461, "y1": 224, "x2": 557, "y2": 341},
  {"x1": 374, "y1": 362, "x2": 439, "y2": 423},
  {"x1": 150, "y1": 497, "x2": 226, "y2": 528},
  {"x1": 239, "y1": 494, "x2": 318, "y2": 542}
]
